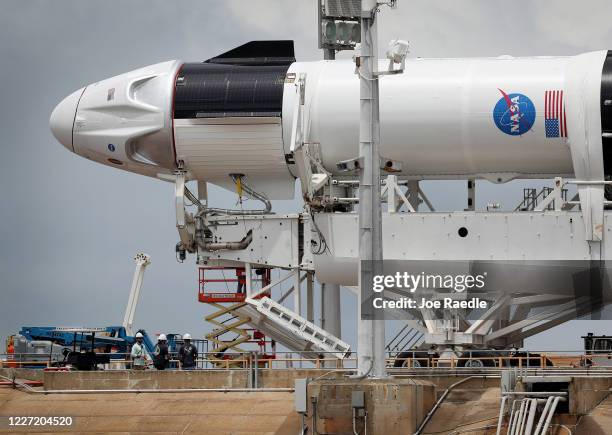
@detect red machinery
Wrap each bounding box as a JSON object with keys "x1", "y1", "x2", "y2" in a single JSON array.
[{"x1": 198, "y1": 267, "x2": 276, "y2": 363}]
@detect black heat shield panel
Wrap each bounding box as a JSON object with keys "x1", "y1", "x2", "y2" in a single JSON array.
[
  {"x1": 601, "y1": 50, "x2": 612, "y2": 176},
  {"x1": 174, "y1": 63, "x2": 289, "y2": 119}
]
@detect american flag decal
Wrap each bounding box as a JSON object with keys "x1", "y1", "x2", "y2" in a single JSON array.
[{"x1": 545, "y1": 90, "x2": 567, "y2": 138}]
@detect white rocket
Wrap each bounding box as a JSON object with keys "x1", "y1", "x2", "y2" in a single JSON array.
[{"x1": 50, "y1": 41, "x2": 612, "y2": 199}]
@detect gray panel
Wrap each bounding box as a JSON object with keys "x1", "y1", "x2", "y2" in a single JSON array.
[
  {"x1": 295, "y1": 378, "x2": 308, "y2": 413},
  {"x1": 324, "y1": 0, "x2": 361, "y2": 18}
]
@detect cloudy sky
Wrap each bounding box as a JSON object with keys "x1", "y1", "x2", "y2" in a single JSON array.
[{"x1": 1, "y1": 0, "x2": 612, "y2": 354}]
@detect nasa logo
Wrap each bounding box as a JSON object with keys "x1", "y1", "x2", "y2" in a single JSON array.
[
  {"x1": 493, "y1": 89, "x2": 536, "y2": 136},
  {"x1": 108, "y1": 144, "x2": 116, "y2": 152}
]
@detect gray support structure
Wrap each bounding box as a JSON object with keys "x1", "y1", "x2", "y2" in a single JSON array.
[
  {"x1": 467, "y1": 179, "x2": 476, "y2": 211},
  {"x1": 322, "y1": 282, "x2": 342, "y2": 368},
  {"x1": 358, "y1": 1, "x2": 386, "y2": 378},
  {"x1": 408, "y1": 180, "x2": 420, "y2": 211},
  {"x1": 322, "y1": 283, "x2": 342, "y2": 337},
  {"x1": 306, "y1": 272, "x2": 314, "y2": 322}
]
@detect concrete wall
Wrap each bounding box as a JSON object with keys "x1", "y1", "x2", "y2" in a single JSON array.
[
  {"x1": 397, "y1": 375, "x2": 499, "y2": 393},
  {"x1": 42, "y1": 369, "x2": 337, "y2": 390},
  {"x1": 0, "y1": 388, "x2": 298, "y2": 434},
  {"x1": 569, "y1": 377, "x2": 612, "y2": 415},
  {"x1": 0, "y1": 368, "x2": 44, "y2": 382},
  {"x1": 44, "y1": 370, "x2": 247, "y2": 390},
  {"x1": 307, "y1": 378, "x2": 436, "y2": 435},
  {"x1": 4, "y1": 367, "x2": 499, "y2": 393}
]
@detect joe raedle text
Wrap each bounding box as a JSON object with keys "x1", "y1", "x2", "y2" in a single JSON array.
[{"x1": 372, "y1": 297, "x2": 488, "y2": 310}]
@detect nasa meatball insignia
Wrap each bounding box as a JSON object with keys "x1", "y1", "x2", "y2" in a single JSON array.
[{"x1": 493, "y1": 89, "x2": 536, "y2": 136}]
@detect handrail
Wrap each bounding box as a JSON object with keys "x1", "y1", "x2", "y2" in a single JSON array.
[{"x1": 2, "y1": 350, "x2": 612, "y2": 371}]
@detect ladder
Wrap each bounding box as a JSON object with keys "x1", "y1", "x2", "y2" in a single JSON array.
[{"x1": 246, "y1": 296, "x2": 351, "y2": 359}]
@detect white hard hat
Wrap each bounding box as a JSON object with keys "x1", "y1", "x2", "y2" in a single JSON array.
[
  {"x1": 158, "y1": 334, "x2": 167, "y2": 341},
  {"x1": 183, "y1": 333, "x2": 191, "y2": 340},
  {"x1": 135, "y1": 332, "x2": 144, "y2": 338}
]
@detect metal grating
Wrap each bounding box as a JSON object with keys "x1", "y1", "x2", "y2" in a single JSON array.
[{"x1": 324, "y1": 0, "x2": 361, "y2": 18}]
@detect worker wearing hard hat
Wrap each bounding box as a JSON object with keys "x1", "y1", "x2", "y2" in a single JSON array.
[
  {"x1": 130, "y1": 332, "x2": 148, "y2": 370},
  {"x1": 178, "y1": 333, "x2": 198, "y2": 370},
  {"x1": 153, "y1": 334, "x2": 170, "y2": 370}
]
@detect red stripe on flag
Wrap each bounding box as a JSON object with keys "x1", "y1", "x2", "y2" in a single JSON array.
[
  {"x1": 560, "y1": 91, "x2": 565, "y2": 137},
  {"x1": 560, "y1": 92, "x2": 564, "y2": 136},
  {"x1": 558, "y1": 90, "x2": 562, "y2": 128}
]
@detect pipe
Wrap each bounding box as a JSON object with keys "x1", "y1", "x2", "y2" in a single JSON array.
[
  {"x1": 516, "y1": 399, "x2": 531, "y2": 435},
  {"x1": 393, "y1": 374, "x2": 502, "y2": 379},
  {"x1": 196, "y1": 175, "x2": 272, "y2": 217},
  {"x1": 539, "y1": 396, "x2": 561, "y2": 435},
  {"x1": 349, "y1": 358, "x2": 373, "y2": 380},
  {"x1": 524, "y1": 398, "x2": 539, "y2": 435},
  {"x1": 508, "y1": 400, "x2": 523, "y2": 435},
  {"x1": 507, "y1": 400, "x2": 519, "y2": 435},
  {"x1": 29, "y1": 387, "x2": 293, "y2": 394},
  {"x1": 0, "y1": 380, "x2": 43, "y2": 387},
  {"x1": 311, "y1": 397, "x2": 335, "y2": 435},
  {"x1": 514, "y1": 399, "x2": 529, "y2": 435},
  {"x1": 511, "y1": 399, "x2": 526, "y2": 435},
  {"x1": 495, "y1": 396, "x2": 508, "y2": 435},
  {"x1": 0, "y1": 377, "x2": 293, "y2": 395},
  {"x1": 533, "y1": 396, "x2": 554, "y2": 435},
  {"x1": 201, "y1": 230, "x2": 252, "y2": 251},
  {"x1": 414, "y1": 376, "x2": 490, "y2": 435}
]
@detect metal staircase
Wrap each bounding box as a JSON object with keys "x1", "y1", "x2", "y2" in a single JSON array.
[
  {"x1": 386, "y1": 324, "x2": 424, "y2": 358},
  {"x1": 245, "y1": 296, "x2": 351, "y2": 359},
  {"x1": 199, "y1": 266, "x2": 350, "y2": 361},
  {"x1": 514, "y1": 186, "x2": 568, "y2": 211}
]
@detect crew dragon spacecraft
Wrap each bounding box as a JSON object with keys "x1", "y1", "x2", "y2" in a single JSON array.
[{"x1": 50, "y1": 41, "x2": 612, "y2": 199}]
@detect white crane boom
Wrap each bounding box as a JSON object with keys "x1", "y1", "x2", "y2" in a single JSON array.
[{"x1": 122, "y1": 253, "x2": 151, "y2": 336}]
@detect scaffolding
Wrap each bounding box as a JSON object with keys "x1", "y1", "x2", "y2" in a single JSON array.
[{"x1": 199, "y1": 267, "x2": 275, "y2": 366}]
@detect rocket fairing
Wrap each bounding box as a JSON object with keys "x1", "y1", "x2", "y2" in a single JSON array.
[{"x1": 50, "y1": 41, "x2": 612, "y2": 199}]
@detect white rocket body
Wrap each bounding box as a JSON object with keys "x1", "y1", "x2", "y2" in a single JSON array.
[
  {"x1": 50, "y1": 44, "x2": 611, "y2": 199},
  {"x1": 290, "y1": 57, "x2": 574, "y2": 182}
]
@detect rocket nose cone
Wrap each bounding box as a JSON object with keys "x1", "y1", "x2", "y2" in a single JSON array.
[{"x1": 50, "y1": 87, "x2": 85, "y2": 152}]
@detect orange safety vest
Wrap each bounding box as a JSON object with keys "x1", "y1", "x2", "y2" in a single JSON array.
[{"x1": 7, "y1": 342, "x2": 16, "y2": 368}]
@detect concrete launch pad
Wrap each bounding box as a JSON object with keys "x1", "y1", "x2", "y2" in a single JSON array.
[
  {"x1": 2, "y1": 368, "x2": 612, "y2": 434},
  {"x1": 0, "y1": 389, "x2": 298, "y2": 434}
]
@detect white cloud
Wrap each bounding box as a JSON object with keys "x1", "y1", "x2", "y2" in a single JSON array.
[
  {"x1": 532, "y1": 0, "x2": 612, "y2": 50},
  {"x1": 224, "y1": 1, "x2": 319, "y2": 59}
]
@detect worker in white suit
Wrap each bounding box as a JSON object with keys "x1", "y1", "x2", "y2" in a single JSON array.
[{"x1": 131, "y1": 332, "x2": 149, "y2": 370}]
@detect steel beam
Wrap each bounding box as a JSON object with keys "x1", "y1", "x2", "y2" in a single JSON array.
[{"x1": 357, "y1": 1, "x2": 385, "y2": 378}]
